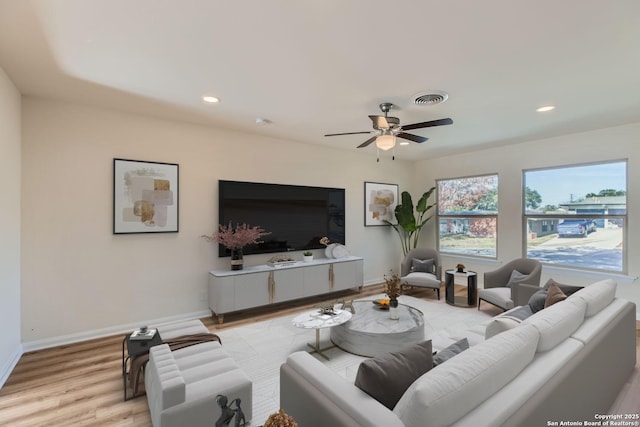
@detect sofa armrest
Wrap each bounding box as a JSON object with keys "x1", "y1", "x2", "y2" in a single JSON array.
[
  {"x1": 483, "y1": 268, "x2": 510, "y2": 289},
  {"x1": 511, "y1": 283, "x2": 541, "y2": 307},
  {"x1": 280, "y1": 352, "x2": 403, "y2": 427},
  {"x1": 146, "y1": 344, "x2": 186, "y2": 427}
]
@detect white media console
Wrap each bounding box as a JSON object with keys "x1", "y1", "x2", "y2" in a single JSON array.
[{"x1": 208, "y1": 256, "x2": 364, "y2": 323}]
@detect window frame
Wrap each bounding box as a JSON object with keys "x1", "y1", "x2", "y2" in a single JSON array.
[
  {"x1": 522, "y1": 160, "x2": 628, "y2": 274},
  {"x1": 436, "y1": 173, "x2": 499, "y2": 259}
]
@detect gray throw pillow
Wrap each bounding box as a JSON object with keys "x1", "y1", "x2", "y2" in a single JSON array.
[
  {"x1": 411, "y1": 258, "x2": 434, "y2": 273},
  {"x1": 433, "y1": 337, "x2": 469, "y2": 366},
  {"x1": 528, "y1": 289, "x2": 548, "y2": 313},
  {"x1": 355, "y1": 340, "x2": 433, "y2": 409},
  {"x1": 506, "y1": 269, "x2": 528, "y2": 288}
]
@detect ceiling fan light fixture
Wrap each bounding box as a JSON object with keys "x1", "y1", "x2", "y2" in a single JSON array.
[{"x1": 376, "y1": 134, "x2": 396, "y2": 151}]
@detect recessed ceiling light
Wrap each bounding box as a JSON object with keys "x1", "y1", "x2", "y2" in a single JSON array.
[
  {"x1": 399, "y1": 141, "x2": 410, "y2": 146},
  {"x1": 202, "y1": 95, "x2": 220, "y2": 104},
  {"x1": 536, "y1": 105, "x2": 555, "y2": 112}
]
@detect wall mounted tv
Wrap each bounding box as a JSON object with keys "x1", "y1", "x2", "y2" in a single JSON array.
[{"x1": 218, "y1": 180, "x2": 346, "y2": 257}]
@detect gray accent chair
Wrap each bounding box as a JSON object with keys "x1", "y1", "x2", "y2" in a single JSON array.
[
  {"x1": 400, "y1": 248, "x2": 442, "y2": 299},
  {"x1": 478, "y1": 258, "x2": 542, "y2": 311}
]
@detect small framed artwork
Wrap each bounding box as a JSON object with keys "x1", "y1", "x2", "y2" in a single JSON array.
[
  {"x1": 113, "y1": 158, "x2": 179, "y2": 234},
  {"x1": 364, "y1": 182, "x2": 398, "y2": 226}
]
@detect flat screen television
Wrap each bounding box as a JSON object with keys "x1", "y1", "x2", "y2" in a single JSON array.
[{"x1": 218, "y1": 180, "x2": 345, "y2": 257}]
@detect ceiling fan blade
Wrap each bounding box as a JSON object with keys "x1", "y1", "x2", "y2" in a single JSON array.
[
  {"x1": 397, "y1": 132, "x2": 428, "y2": 143},
  {"x1": 369, "y1": 115, "x2": 389, "y2": 129},
  {"x1": 357, "y1": 136, "x2": 377, "y2": 148},
  {"x1": 401, "y1": 117, "x2": 453, "y2": 131},
  {"x1": 324, "y1": 131, "x2": 371, "y2": 137}
]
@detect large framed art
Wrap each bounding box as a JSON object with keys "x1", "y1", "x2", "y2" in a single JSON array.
[
  {"x1": 113, "y1": 158, "x2": 179, "y2": 234},
  {"x1": 364, "y1": 182, "x2": 398, "y2": 226}
]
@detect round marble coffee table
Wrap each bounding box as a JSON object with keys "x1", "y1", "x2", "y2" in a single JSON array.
[{"x1": 330, "y1": 300, "x2": 425, "y2": 357}]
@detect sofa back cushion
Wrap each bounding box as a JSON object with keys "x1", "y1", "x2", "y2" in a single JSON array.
[
  {"x1": 522, "y1": 297, "x2": 586, "y2": 352},
  {"x1": 568, "y1": 279, "x2": 617, "y2": 317},
  {"x1": 393, "y1": 324, "x2": 539, "y2": 427}
]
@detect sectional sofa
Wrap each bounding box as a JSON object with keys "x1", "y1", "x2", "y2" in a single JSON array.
[{"x1": 280, "y1": 279, "x2": 636, "y2": 427}]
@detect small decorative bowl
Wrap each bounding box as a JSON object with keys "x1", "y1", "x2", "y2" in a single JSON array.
[{"x1": 372, "y1": 299, "x2": 390, "y2": 310}]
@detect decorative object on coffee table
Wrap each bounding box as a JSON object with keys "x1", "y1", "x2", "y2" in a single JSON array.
[
  {"x1": 202, "y1": 222, "x2": 270, "y2": 270},
  {"x1": 338, "y1": 298, "x2": 356, "y2": 314},
  {"x1": 456, "y1": 263, "x2": 466, "y2": 273},
  {"x1": 384, "y1": 272, "x2": 405, "y2": 320}
]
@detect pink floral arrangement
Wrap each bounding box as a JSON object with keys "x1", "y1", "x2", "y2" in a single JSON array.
[{"x1": 202, "y1": 222, "x2": 270, "y2": 250}]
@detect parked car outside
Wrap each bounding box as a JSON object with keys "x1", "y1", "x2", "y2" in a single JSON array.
[{"x1": 557, "y1": 219, "x2": 597, "y2": 238}]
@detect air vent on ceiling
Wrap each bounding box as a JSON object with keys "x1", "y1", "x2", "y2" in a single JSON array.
[{"x1": 411, "y1": 90, "x2": 449, "y2": 106}]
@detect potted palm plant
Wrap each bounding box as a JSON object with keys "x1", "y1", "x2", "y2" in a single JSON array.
[{"x1": 385, "y1": 187, "x2": 436, "y2": 256}]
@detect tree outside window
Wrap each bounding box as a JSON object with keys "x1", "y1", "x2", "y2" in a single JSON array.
[{"x1": 437, "y1": 174, "x2": 498, "y2": 258}]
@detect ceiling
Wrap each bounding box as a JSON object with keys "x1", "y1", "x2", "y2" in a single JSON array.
[{"x1": 1, "y1": 0, "x2": 639, "y2": 161}]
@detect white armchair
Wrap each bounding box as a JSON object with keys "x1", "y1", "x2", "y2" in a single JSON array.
[
  {"x1": 400, "y1": 248, "x2": 442, "y2": 299},
  {"x1": 478, "y1": 258, "x2": 542, "y2": 311}
]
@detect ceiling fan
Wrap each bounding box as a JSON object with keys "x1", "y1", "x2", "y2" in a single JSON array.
[{"x1": 325, "y1": 102, "x2": 453, "y2": 152}]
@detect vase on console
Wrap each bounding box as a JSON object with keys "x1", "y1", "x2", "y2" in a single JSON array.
[{"x1": 230, "y1": 249, "x2": 243, "y2": 270}]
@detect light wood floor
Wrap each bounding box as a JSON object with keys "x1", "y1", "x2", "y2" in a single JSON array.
[{"x1": 0, "y1": 285, "x2": 637, "y2": 426}]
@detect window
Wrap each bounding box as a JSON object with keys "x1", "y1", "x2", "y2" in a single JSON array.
[
  {"x1": 437, "y1": 174, "x2": 498, "y2": 257},
  {"x1": 523, "y1": 161, "x2": 627, "y2": 273}
]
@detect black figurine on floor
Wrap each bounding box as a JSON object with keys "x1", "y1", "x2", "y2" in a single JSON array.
[{"x1": 215, "y1": 394, "x2": 246, "y2": 427}]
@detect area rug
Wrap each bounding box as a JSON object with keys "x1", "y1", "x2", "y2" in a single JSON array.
[{"x1": 214, "y1": 294, "x2": 494, "y2": 425}]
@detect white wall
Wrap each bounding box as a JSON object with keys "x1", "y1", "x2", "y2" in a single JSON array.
[
  {"x1": 20, "y1": 98, "x2": 413, "y2": 347},
  {"x1": 0, "y1": 67, "x2": 22, "y2": 386},
  {"x1": 413, "y1": 123, "x2": 640, "y2": 312},
  {"x1": 16, "y1": 96, "x2": 640, "y2": 349}
]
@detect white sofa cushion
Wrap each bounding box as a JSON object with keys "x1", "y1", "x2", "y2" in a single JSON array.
[
  {"x1": 402, "y1": 272, "x2": 440, "y2": 287},
  {"x1": 478, "y1": 287, "x2": 514, "y2": 310},
  {"x1": 522, "y1": 297, "x2": 586, "y2": 352},
  {"x1": 568, "y1": 279, "x2": 617, "y2": 317},
  {"x1": 393, "y1": 323, "x2": 540, "y2": 427}
]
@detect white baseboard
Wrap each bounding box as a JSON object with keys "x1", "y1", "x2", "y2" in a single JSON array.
[
  {"x1": 0, "y1": 344, "x2": 23, "y2": 389},
  {"x1": 22, "y1": 310, "x2": 211, "y2": 353}
]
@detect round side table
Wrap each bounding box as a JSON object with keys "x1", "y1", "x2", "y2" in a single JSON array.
[{"x1": 445, "y1": 269, "x2": 478, "y2": 307}]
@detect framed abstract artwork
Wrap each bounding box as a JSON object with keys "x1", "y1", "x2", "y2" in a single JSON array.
[
  {"x1": 113, "y1": 158, "x2": 179, "y2": 234},
  {"x1": 364, "y1": 182, "x2": 398, "y2": 226}
]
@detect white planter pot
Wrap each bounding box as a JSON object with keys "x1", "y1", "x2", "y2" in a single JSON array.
[{"x1": 303, "y1": 255, "x2": 313, "y2": 262}]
